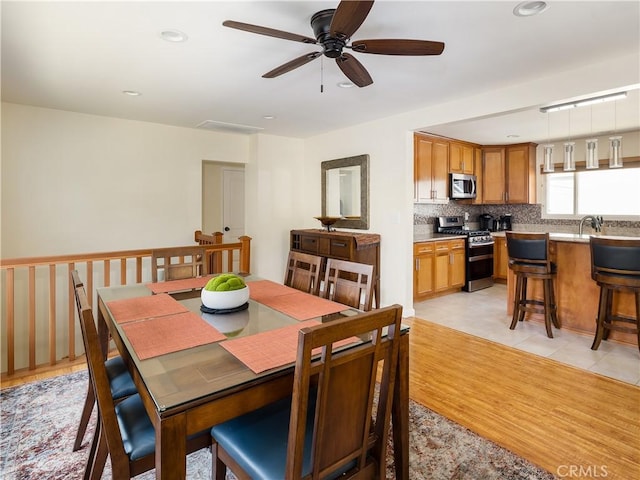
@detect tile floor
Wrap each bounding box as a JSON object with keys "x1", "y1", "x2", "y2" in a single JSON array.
[{"x1": 413, "y1": 283, "x2": 640, "y2": 386}]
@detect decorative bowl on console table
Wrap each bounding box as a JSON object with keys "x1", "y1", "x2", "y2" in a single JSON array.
[{"x1": 314, "y1": 216, "x2": 343, "y2": 232}]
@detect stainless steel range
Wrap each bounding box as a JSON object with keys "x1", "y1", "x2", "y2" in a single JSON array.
[{"x1": 436, "y1": 216, "x2": 495, "y2": 292}]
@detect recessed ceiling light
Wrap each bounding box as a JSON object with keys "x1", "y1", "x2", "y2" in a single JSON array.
[
  {"x1": 513, "y1": 1, "x2": 549, "y2": 17},
  {"x1": 122, "y1": 90, "x2": 141, "y2": 96},
  {"x1": 337, "y1": 81, "x2": 356, "y2": 88},
  {"x1": 160, "y1": 30, "x2": 188, "y2": 42},
  {"x1": 263, "y1": 115, "x2": 276, "y2": 120}
]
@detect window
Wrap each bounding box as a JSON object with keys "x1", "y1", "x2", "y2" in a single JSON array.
[{"x1": 544, "y1": 166, "x2": 640, "y2": 218}]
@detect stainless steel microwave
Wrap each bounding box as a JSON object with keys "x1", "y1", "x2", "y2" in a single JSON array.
[{"x1": 450, "y1": 173, "x2": 477, "y2": 199}]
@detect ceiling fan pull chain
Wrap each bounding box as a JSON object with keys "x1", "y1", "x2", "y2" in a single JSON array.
[{"x1": 320, "y1": 55, "x2": 324, "y2": 93}]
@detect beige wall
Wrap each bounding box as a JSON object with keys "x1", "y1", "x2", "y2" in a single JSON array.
[{"x1": 1, "y1": 103, "x2": 250, "y2": 257}]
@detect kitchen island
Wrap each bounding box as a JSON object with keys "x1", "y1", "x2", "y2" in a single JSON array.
[{"x1": 500, "y1": 232, "x2": 639, "y2": 346}]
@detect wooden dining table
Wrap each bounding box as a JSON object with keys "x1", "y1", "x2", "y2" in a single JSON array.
[{"x1": 96, "y1": 275, "x2": 410, "y2": 479}]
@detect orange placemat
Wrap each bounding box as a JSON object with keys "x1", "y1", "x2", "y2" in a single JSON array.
[
  {"x1": 107, "y1": 294, "x2": 188, "y2": 324},
  {"x1": 121, "y1": 311, "x2": 226, "y2": 360},
  {"x1": 246, "y1": 280, "x2": 348, "y2": 320},
  {"x1": 221, "y1": 321, "x2": 360, "y2": 374},
  {"x1": 146, "y1": 276, "x2": 214, "y2": 294},
  {"x1": 246, "y1": 280, "x2": 298, "y2": 302}
]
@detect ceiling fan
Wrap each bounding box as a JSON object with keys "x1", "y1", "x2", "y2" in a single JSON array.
[{"x1": 223, "y1": 0, "x2": 445, "y2": 87}]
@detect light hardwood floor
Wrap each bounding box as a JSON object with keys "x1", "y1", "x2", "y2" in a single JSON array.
[{"x1": 406, "y1": 317, "x2": 640, "y2": 479}]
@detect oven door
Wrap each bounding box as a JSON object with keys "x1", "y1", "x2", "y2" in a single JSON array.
[{"x1": 465, "y1": 242, "x2": 494, "y2": 292}]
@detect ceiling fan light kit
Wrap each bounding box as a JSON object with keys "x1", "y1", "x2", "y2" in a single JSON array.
[{"x1": 222, "y1": 0, "x2": 444, "y2": 88}]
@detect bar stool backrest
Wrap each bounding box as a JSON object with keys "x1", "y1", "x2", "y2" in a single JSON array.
[
  {"x1": 590, "y1": 237, "x2": 640, "y2": 279},
  {"x1": 506, "y1": 232, "x2": 552, "y2": 270}
]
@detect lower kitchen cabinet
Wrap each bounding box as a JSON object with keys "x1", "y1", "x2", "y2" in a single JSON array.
[
  {"x1": 493, "y1": 236, "x2": 508, "y2": 280},
  {"x1": 414, "y1": 238, "x2": 466, "y2": 300},
  {"x1": 414, "y1": 242, "x2": 435, "y2": 297}
]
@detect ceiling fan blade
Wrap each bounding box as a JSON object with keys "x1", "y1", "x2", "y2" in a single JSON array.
[
  {"x1": 330, "y1": 1, "x2": 375, "y2": 40},
  {"x1": 223, "y1": 20, "x2": 317, "y2": 44},
  {"x1": 351, "y1": 39, "x2": 445, "y2": 56},
  {"x1": 336, "y1": 53, "x2": 373, "y2": 87},
  {"x1": 262, "y1": 52, "x2": 322, "y2": 78}
]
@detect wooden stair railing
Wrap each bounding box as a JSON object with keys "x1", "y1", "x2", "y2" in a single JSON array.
[{"x1": 1, "y1": 233, "x2": 251, "y2": 379}]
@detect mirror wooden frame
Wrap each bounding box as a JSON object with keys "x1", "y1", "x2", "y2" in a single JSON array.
[{"x1": 321, "y1": 154, "x2": 369, "y2": 230}]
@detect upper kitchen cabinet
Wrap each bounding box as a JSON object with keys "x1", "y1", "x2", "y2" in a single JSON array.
[
  {"x1": 482, "y1": 147, "x2": 506, "y2": 204},
  {"x1": 414, "y1": 133, "x2": 449, "y2": 203},
  {"x1": 449, "y1": 141, "x2": 474, "y2": 175},
  {"x1": 505, "y1": 143, "x2": 537, "y2": 204},
  {"x1": 482, "y1": 143, "x2": 537, "y2": 204},
  {"x1": 471, "y1": 147, "x2": 484, "y2": 205}
]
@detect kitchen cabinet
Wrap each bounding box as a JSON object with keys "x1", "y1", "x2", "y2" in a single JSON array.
[
  {"x1": 472, "y1": 147, "x2": 484, "y2": 205},
  {"x1": 414, "y1": 238, "x2": 465, "y2": 299},
  {"x1": 506, "y1": 143, "x2": 537, "y2": 204},
  {"x1": 482, "y1": 143, "x2": 537, "y2": 204},
  {"x1": 449, "y1": 141, "x2": 474, "y2": 174},
  {"x1": 493, "y1": 236, "x2": 508, "y2": 280},
  {"x1": 414, "y1": 242, "x2": 435, "y2": 298},
  {"x1": 482, "y1": 147, "x2": 506, "y2": 204},
  {"x1": 290, "y1": 229, "x2": 381, "y2": 307},
  {"x1": 414, "y1": 133, "x2": 449, "y2": 203}
]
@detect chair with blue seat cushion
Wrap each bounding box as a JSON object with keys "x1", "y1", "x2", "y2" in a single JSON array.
[
  {"x1": 211, "y1": 303, "x2": 403, "y2": 480},
  {"x1": 74, "y1": 277, "x2": 211, "y2": 480},
  {"x1": 71, "y1": 270, "x2": 137, "y2": 453}
]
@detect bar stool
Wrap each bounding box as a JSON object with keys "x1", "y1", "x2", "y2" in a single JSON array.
[
  {"x1": 506, "y1": 232, "x2": 560, "y2": 338},
  {"x1": 589, "y1": 237, "x2": 640, "y2": 351}
]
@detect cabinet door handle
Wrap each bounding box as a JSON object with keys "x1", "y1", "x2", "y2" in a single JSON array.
[
  {"x1": 332, "y1": 242, "x2": 347, "y2": 247},
  {"x1": 450, "y1": 253, "x2": 454, "y2": 264},
  {"x1": 415, "y1": 259, "x2": 419, "y2": 270}
]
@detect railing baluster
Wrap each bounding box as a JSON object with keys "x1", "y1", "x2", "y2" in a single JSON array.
[
  {"x1": 6, "y1": 268, "x2": 15, "y2": 376},
  {"x1": 136, "y1": 257, "x2": 142, "y2": 283},
  {"x1": 28, "y1": 266, "x2": 36, "y2": 370},
  {"x1": 120, "y1": 258, "x2": 127, "y2": 285},
  {"x1": 87, "y1": 261, "x2": 94, "y2": 307},
  {"x1": 68, "y1": 262, "x2": 76, "y2": 361},
  {"x1": 49, "y1": 264, "x2": 56, "y2": 366},
  {"x1": 104, "y1": 260, "x2": 111, "y2": 287}
]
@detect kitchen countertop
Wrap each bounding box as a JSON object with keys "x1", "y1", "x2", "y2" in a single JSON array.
[
  {"x1": 491, "y1": 231, "x2": 639, "y2": 244},
  {"x1": 414, "y1": 232, "x2": 467, "y2": 243}
]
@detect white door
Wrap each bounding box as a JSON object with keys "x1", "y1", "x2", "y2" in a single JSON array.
[{"x1": 222, "y1": 168, "x2": 245, "y2": 240}]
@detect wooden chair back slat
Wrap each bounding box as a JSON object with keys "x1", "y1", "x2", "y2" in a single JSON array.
[
  {"x1": 151, "y1": 246, "x2": 208, "y2": 282},
  {"x1": 284, "y1": 251, "x2": 323, "y2": 296},
  {"x1": 323, "y1": 259, "x2": 374, "y2": 311}
]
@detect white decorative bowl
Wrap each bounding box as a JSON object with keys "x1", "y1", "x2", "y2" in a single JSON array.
[{"x1": 201, "y1": 285, "x2": 250, "y2": 310}]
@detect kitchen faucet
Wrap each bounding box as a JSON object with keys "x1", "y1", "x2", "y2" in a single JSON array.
[{"x1": 579, "y1": 215, "x2": 604, "y2": 235}]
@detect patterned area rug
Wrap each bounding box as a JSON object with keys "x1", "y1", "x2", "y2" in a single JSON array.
[{"x1": 1, "y1": 371, "x2": 555, "y2": 479}]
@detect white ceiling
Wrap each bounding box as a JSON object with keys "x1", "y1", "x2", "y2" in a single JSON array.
[{"x1": 2, "y1": 1, "x2": 639, "y2": 143}]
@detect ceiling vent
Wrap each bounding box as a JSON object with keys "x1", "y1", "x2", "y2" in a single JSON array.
[{"x1": 196, "y1": 120, "x2": 264, "y2": 135}]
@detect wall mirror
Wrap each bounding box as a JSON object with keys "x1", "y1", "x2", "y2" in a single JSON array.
[{"x1": 321, "y1": 154, "x2": 369, "y2": 230}]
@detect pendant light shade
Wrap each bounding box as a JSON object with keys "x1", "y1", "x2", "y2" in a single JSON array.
[
  {"x1": 542, "y1": 144, "x2": 555, "y2": 172},
  {"x1": 585, "y1": 139, "x2": 599, "y2": 169},
  {"x1": 563, "y1": 142, "x2": 576, "y2": 171},
  {"x1": 609, "y1": 136, "x2": 623, "y2": 168}
]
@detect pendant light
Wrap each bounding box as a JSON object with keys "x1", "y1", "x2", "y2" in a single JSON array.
[
  {"x1": 609, "y1": 99, "x2": 623, "y2": 168},
  {"x1": 585, "y1": 105, "x2": 599, "y2": 169},
  {"x1": 563, "y1": 109, "x2": 575, "y2": 171},
  {"x1": 542, "y1": 112, "x2": 554, "y2": 172}
]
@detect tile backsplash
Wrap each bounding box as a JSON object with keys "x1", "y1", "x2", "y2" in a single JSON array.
[{"x1": 414, "y1": 203, "x2": 640, "y2": 235}]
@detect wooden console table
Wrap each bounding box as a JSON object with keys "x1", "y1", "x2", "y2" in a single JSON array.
[{"x1": 290, "y1": 229, "x2": 381, "y2": 308}]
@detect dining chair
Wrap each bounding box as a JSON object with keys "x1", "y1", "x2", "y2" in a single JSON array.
[
  {"x1": 284, "y1": 251, "x2": 323, "y2": 296},
  {"x1": 210, "y1": 304, "x2": 403, "y2": 480},
  {"x1": 323, "y1": 258, "x2": 374, "y2": 311},
  {"x1": 74, "y1": 280, "x2": 211, "y2": 479},
  {"x1": 151, "y1": 245, "x2": 208, "y2": 282},
  {"x1": 71, "y1": 270, "x2": 137, "y2": 455}
]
